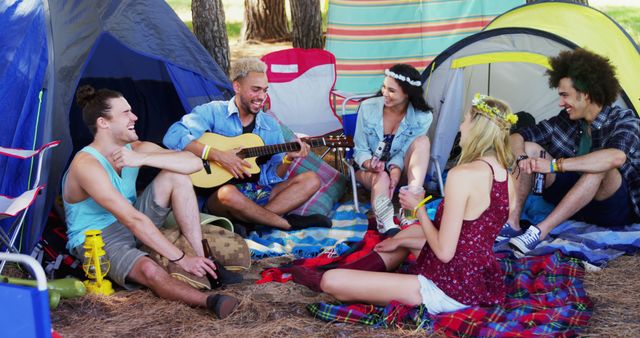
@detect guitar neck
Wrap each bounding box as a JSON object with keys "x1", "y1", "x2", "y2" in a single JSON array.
[{"x1": 238, "y1": 138, "x2": 325, "y2": 158}]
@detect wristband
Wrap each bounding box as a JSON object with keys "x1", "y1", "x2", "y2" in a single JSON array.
[
  {"x1": 557, "y1": 158, "x2": 564, "y2": 173},
  {"x1": 201, "y1": 145, "x2": 210, "y2": 160},
  {"x1": 169, "y1": 250, "x2": 185, "y2": 263},
  {"x1": 550, "y1": 159, "x2": 557, "y2": 173},
  {"x1": 282, "y1": 155, "x2": 292, "y2": 164}
]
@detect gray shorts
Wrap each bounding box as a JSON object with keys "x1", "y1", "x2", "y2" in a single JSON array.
[{"x1": 71, "y1": 183, "x2": 171, "y2": 289}]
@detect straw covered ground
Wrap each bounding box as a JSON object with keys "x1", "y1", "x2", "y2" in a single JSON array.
[
  {"x1": 48, "y1": 252, "x2": 640, "y2": 337},
  {"x1": 41, "y1": 40, "x2": 640, "y2": 337}
]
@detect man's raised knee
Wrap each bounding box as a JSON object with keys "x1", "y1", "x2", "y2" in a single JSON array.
[
  {"x1": 215, "y1": 184, "x2": 244, "y2": 206},
  {"x1": 523, "y1": 142, "x2": 545, "y2": 157},
  {"x1": 297, "y1": 171, "x2": 321, "y2": 191},
  {"x1": 155, "y1": 170, "x2": 192, "y2": 188},
  {"x1": 135, "y1": 257, "x2": 168, "y2": 286}
]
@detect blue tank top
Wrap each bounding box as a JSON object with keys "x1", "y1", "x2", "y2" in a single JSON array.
[{"x1": 63, "y1": 145, "x2": 139, "y2": 250}]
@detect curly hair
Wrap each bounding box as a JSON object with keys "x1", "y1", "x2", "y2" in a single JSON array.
[
  {"x1": 546, "y1": 48, "x2": 620, "y2": 107},
  {"x1": 75, "y1": 85, "x2": 123, "y2": 135},
  {"x1": 230, "y1": 58, "x2": 267, "y2": 82}
]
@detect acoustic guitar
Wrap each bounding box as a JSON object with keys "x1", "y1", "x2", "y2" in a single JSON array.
[{"x1": 191, "y1": 133, "x2": 353, "y2": 188}]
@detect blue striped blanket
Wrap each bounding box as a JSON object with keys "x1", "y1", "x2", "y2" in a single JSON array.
[{"x1": 246, "y1": 202, "x2": 369, "y2": 258}]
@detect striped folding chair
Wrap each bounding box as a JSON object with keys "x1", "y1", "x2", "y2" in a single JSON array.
[
  {"x1": 0, "y1": 141, "x2": 60, "y2": 273},
  {"x1": 325, "y1": 0, "x2": 524, "y2": 195}
]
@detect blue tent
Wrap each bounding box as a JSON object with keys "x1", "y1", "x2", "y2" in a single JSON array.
[{"x1": 0, "y1": 0, "x2": 233, "y2": 252}]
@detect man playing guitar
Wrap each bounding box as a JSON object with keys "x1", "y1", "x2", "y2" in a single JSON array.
[{"x1": 164, "y1": 58, "x2": 331, "y2": 234}]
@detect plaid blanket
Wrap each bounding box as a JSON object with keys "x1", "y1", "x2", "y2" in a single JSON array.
[
  {"x1": 498, "y1": 195, "x2": 640, "y2": 266},
  {"x1": 308, "y1": 252, "x2": 592, "y2": 336},
  {"x1": 246, "y1": 202, "x2": 368, "y2": 258}
]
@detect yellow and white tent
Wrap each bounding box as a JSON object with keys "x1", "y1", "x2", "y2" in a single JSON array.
[{"x1": 422, "y1": 0, "x2": 640, "y2": 181}]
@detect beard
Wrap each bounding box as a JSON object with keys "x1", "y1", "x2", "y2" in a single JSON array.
[{"x1": 238, "y1": 96, "x2": 263, "y2": 115}]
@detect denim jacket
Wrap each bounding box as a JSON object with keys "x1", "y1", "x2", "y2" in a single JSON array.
[
  {"x1": 163, "y1": 97, "x2": 288, "y2": 187},
  {"x1": 353, "y1": 96, "x2": 432, "y2": 171}
]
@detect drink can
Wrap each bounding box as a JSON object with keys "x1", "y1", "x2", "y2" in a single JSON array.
[{"x1": 532, "y1": 150, "x2": 546, "y2": 195}]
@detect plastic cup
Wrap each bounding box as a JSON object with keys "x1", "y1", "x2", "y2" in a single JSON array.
[{"x1": 399, "y1": 185, "x2": 425, "y2": 220}]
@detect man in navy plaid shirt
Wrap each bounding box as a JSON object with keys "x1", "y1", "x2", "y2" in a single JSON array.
[{"x1": 497, "y1": 49, "x2": 640, "y2": 254}]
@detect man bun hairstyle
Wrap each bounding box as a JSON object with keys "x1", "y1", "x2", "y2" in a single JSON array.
[
  {"x1": 546, "y1": 48, "x2": 620, "y2": 107},
  {"x1": 75, "y1": 85, "x2": 123, "y2": 135}
]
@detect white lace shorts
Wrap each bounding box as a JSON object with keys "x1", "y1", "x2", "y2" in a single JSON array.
[{"x1": 417, "y1": 274, "x2": 469, "y2": 315}]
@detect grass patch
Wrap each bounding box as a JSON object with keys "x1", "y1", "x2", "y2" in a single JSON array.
[
  {"x1": 167, "y1": 0, "x2": 191, "y2": 13},
  {"x1": 227, "y1": 22, "x2": 242, "y2": 40},
  {"x1": 600, "y1": 6, "x2": 640, "y2": 45}
]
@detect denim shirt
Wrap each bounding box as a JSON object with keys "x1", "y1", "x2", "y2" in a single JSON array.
[
  {"x1": 353, "y1": 96, "x2": 433, "y2": 170},
  {"x1": 163, "y1": 97, "x2": 288, "y2": 187}
]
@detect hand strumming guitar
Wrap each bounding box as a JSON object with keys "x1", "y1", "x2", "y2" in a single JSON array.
[{"x1": 210, "y1": 147, "x2": 253, "y2": 179}]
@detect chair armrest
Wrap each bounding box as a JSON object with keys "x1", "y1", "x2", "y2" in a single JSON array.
[
  {"x1": 0, "y1": 141, "x2": 60, "y2": 159},
  {"x1": 330, "y1": 90, "x2": 376, "y2": 115},
  {"x1": 0, "y1": 253, "x2": 47, "y2": 291}
]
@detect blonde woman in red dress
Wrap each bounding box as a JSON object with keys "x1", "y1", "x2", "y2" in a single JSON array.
[{"x1": 293, "y1": 94, "x2": 517, "y2": 314}]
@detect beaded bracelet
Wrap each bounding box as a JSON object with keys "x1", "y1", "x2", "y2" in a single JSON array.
[{"x1": 557, "y1": 158, "x2": 565, "y2": 173}]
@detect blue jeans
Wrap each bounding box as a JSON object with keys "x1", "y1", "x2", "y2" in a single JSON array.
[{"x1": 543, "y1": 172, "x2": 638, "y2": 227}]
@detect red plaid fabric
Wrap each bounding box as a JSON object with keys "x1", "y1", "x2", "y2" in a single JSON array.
[{"x1": 309, "y1": 252, "x2": 592, "y2": 336}]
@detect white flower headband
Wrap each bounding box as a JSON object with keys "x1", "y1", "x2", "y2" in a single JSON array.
[{"x1": 384, "y1": 69, "x2": 422, "y2": 87}]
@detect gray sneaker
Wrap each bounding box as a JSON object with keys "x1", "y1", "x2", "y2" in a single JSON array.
[
  {"x1": 509, "y1": 225, "x2": 542, "y2": 254},
  {"x1": 374, "y1": 194, "x2": 399, "y2": 234}
]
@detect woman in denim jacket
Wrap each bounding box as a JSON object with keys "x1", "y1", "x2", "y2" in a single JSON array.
[{"x1": 353, "y1": 64, "x2": 433, "y2": 235}]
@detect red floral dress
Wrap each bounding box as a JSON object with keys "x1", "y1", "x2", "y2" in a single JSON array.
[{"x1": 409, "y1": 161, "x2": 508, "y2": 306}]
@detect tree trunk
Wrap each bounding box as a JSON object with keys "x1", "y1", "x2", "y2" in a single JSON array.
[
  {"x1": 192, "y1": 0, "x2": 230, "y2": 75},
  {"x1": 290, "y1": 0, "x2": 323, "y2": 49},
  {"x1": 242, "y1": 0, "x2": 290, "y2": 43},
  {"x1": 527, "y1": 0, "x2": 588, "y2": 3}
]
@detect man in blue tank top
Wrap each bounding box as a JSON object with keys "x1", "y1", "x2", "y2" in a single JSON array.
[{"x1": 62, "y1": 85, "x2": 238, "y2": 318}]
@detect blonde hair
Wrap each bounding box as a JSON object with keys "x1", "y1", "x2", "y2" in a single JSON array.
[
  {"x1": 458, "y1": 96, "x2": 514, "y2": 169},
  {"x1": 230, "y1": 58, "x2": 267, "y2": 82}
]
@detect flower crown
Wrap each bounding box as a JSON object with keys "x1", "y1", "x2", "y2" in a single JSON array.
[
  {"x1": 471, "y1": 93, "x2": 518, "y2": 129},
  {"x1": 384, "y1": 69, "x2": 421, "y2": 87}
]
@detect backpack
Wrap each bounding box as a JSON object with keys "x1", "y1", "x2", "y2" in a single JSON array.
[{"x1": 31, "y1": 211, "x2": 85, "y2": 280}]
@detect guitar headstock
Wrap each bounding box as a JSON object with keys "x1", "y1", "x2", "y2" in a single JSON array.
[{"x1": 323, "y1": 135, "x2": 353, "y2": 149}]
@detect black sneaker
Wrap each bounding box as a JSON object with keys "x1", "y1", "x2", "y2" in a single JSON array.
[
  {"x1": 206, "y1": 294, "x2": 239, "y2": 319},
  {"x1": 285, "y1": 213, "x2": 333, "y2": 230}
]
